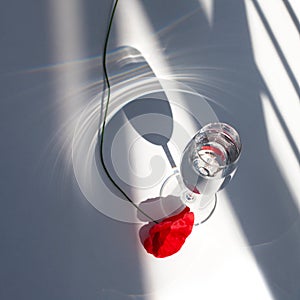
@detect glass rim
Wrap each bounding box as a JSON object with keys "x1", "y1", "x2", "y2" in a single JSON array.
[{"x1": 195, "y1": 122, "x2": 242, "y2": 170}]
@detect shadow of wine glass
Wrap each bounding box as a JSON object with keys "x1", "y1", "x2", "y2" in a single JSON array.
[
  {"x1": 123, "y1": 97, "x2": 177, "y2": 169},
  {"x1": 95, "y1": 94, "x2": 179, "y2": 221}
]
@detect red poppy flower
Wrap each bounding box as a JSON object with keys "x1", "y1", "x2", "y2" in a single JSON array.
[{"x1": 142, "y1": 207, "x2": 194, "y2": 258}]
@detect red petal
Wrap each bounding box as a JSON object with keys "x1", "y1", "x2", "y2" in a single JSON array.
[{"x1": 142, "y1": 207, "x2": 194, "y2": 258}]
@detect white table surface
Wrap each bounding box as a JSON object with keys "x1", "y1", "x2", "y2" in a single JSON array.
[{"x1": 0, "y1": 1, "x2": 299, "y2": 300}]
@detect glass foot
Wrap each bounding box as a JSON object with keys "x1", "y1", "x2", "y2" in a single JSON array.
[{"x1": 160, "y1": 170, "x2": 217, "y2": 225}]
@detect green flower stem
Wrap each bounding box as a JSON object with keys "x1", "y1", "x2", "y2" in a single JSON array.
[{"x1": 100, "y1": 0, "x2": 158, "y2": 224}]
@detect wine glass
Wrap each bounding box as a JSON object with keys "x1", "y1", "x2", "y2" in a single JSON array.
[{"x1": 160, "y1": 122, "x2": 242, "y2": 225}]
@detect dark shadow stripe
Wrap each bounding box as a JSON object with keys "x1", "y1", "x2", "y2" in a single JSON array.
[
  {"x1": 282, "y1": 0, "x2": 300, "y2": 33},
  {"x1": 252, "y1": 0, "x2": 300, "y2": 99},
  {"x1": 263, "y1": 76, "x2": 300, "y2": 163}
]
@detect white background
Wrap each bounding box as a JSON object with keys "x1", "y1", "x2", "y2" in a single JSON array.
[{"x1": 0, "y1": 1, "x2": 299, "y2": 299}]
